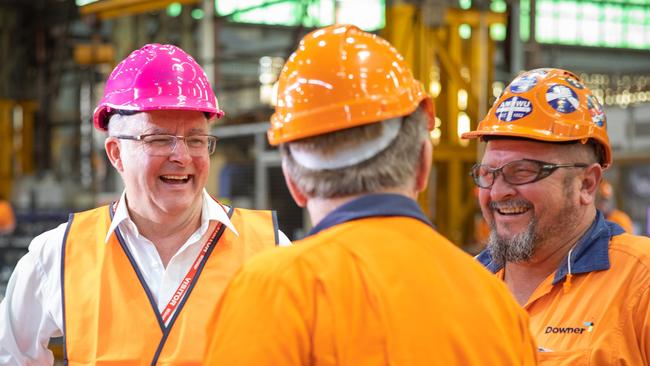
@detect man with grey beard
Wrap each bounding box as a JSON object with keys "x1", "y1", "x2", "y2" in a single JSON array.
[
  {"x1": 462, "y1": 68, "x2": 650, "y2": 366},
  {"x1": 486, "y1": 175, "x2": 577, "y2": 266}
]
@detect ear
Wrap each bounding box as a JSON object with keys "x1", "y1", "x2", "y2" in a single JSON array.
[
  {"x1": 282, "y1": 161, "x2": 308, "y2": 208},
  {"x1": 579, "y1": 163, "x2": 602, "y2": 205},
  {"x1": 415, "y1": 137, "x2": 433, "y2": 193},
  {"x1": 105, "y1": 137, "x2": 124, "y2": 172}
]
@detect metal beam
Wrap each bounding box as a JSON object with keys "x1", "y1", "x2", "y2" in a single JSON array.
[
  {"x1": 79, "y1": 0, "x2": 200, "y2": 20},
  {"x1": 0, "y1": 101, "x2": 12, "y2": 199},
  {"x1": 211, "y1": 121, "x2": 269, "y2": 138}
]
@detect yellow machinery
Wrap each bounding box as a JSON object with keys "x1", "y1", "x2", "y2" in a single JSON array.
[
  {"x1": 79, "y1": 0, "x2": 200, "y2": 20},
  {"x1": 0, "y1": 100, "x2": 37, "y2": 200},
  {"x1": 384, "y1": 3, "x2": 506, "y2": 246}
]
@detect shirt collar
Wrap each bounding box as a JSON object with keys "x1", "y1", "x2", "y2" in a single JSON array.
[
  {"x1": 105, "y1": 189, "x2": 239, "y2": 243},
  {"x1": 308, "y1": 193, "x2": 433, "y2": 236},
  {"x1": 477, "y1": 210, "x2": 625, "y2": 282}
]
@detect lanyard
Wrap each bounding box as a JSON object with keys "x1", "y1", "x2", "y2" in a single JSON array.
[{"x1": 160, "y1": 222, "x2": 222, "y2": 324}]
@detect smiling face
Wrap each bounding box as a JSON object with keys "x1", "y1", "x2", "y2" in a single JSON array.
[
  {"x1": 105, "y1": 110, "x2": 211, "y2": 222},
  {"x1": 478, "y1": 139, "x2": 599, "y2": 266}
]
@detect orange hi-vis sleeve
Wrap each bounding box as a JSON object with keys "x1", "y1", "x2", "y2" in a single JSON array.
[
  {"x1": 205, "y1": 215, "x2": 538, "y2": 365},
  {"x1": 62, "y1": 204, "x2": 276, "y2": 365}
]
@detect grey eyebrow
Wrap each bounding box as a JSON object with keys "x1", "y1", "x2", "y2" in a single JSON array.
[
  {"x1": 141, "y1": 128, "x2": 169, "y2": 135},
  {"x1": 139, "y1": 129, "x2": 209, "y2": 136},
  {"x1": 186, "y1": 128, "x2": 209, "y2": 135}
]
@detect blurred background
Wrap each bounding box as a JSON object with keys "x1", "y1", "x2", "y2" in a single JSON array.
[{"x1": 0, "y1": 0, "x2": 649, "y2": 297}]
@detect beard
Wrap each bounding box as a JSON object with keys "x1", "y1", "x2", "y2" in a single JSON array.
[
  {"x1": 486, "y1": 175, "x2": 580, "y2": 267},
  {"x1": 486, "y1": 212, "x2": 540, "y2": 268}
]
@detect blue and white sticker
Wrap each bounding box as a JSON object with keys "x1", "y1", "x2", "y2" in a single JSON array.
[
  {"x1": 525, "y1": 69, "x2": 549, "y2": 79},
  {"x1": 564, "y1": 77, "x2": 585, "y2": 89},
  {"x1": 587, "y1": 95, "x2": 606, "y2": 127},
  {"x1": 510, "y1": 74, "x2": 539, "y2": 93},
  {"x1": 495, "y1": 96, "x2": 533, "y2": 122},
  {"x1": 546, "y1": 85, "x2": 579, "y2": 113}
]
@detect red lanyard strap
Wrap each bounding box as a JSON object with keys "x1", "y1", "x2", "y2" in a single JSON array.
[{"x1": 160, "y1": 222, "x2": 222, "y2": 324}]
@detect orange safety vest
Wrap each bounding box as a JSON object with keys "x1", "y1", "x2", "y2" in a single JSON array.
[{"x1": 62, "y1": 204, "x2": 277, "y2": 365}]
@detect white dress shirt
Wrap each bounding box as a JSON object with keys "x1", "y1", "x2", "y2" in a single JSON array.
[{"x1": 0, "y1": 190, "x2": 289, "y2": 365}]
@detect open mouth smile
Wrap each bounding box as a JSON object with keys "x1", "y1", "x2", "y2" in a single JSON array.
[
  {"x1": 160, "y1": 175, "x2": 191, "y2": 184},
  {"x1": 491, "y1": 201, "x2": 532, "y2": 216}
]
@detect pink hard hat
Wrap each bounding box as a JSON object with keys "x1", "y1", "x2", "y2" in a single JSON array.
[{"x1": 93, "y1": 43, "x2": 224, "y2": 131}]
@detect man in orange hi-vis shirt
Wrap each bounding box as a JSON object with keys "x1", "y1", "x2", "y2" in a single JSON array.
[
  {"x1": 0, "y1": 197, "x2": 16, "y2": 235},
  {"x1": 204, "y1": 24, "x2": 538, "y2": 365},
  {"x1": 597, "y1": 180, "x2": 634, "y2": 233},
  {"x1": 463, "y1": 68, "x2": 650, "y2": 365}
]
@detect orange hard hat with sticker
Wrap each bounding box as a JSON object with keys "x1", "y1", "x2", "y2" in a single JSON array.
[{"x1": 462, "y1": 68, "x2": 611, "y2": 168}]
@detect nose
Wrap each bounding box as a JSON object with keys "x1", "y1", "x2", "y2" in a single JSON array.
[
  {"x1": 489, "y1": 171, "x2": 516, "y2": 201},
  {"x1": 169, "y1": 137, "x2": 193, "y2": 164}
]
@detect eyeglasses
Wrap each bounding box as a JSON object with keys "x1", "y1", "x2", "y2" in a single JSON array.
[
  {"x1": 112, "y1": 134, "x2": 218, "y2": 156},
  {"x1": 470, "y1": 159, "x2": 589, "y2": 189}
]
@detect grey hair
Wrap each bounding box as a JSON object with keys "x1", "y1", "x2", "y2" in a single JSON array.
[
  {"x1": 280, "y1": 105, "x2": 429, "y2": 198},
  {"x1": 106, "y1": 110, "x2": 139, "y2": 136}
]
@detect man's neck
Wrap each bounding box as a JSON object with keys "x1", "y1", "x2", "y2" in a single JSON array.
[
  {"x1": 129, "y1": 205, "x2": 203, "y2": 267},
  {"x1": 504, "y1": 210, "x2": 596, "y2": 306},
  {"x1": 306, "y1": 187, "x2": 415, "y2": 228},
  {"x1": 306, "y1": 195, "x2": 361, "y2": 228}
]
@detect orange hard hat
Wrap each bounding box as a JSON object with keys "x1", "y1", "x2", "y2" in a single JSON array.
[
  {"x1": 267, "y1": 24, "x2": 434, "y2": 145},
  {"x1": 462, "y1": 68, "x2": 611, "y2": 168},
  {"x1": 599, "y1": 180, "x2": 613, "y2": 199}
]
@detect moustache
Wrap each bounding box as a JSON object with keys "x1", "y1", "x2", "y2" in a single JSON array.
[{"x1": 488, "y1": 200, "x2": 533, "y2": 211}]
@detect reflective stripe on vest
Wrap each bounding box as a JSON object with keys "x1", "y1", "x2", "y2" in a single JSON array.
[{"x1": 61, "y1": 204, "x2": 277, "y2": 365}]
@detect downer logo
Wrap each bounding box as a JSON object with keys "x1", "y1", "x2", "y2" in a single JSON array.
[{"x1": 544, "y1": 327, "x2": 588, "y2": 334}]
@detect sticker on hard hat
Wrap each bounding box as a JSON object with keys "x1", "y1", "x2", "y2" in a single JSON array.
[
  {"x1": 546, "y1": 85, "x2": 580, "y2": 113},
  {"x1": 564, "y1": 77, "x2": 585, "y2": 89},
  {"x1": 587, "y1": 95, "x2": 606, "y2": 127},
  {"x1": 527, "y1": 68, "x2": 549, "y2": 75},
  {"x1": 524, "y1": 69, "x2": 549, "y2": 80},
  {"x1": 587, "y1": 94, "x2": 603, "y2": 112},
  {"x1": 510, "y1": 74, "x2": 538, "y2": 93},
  {"x1": 495, "y1": 96, "x2": 533, "y2": 122}
]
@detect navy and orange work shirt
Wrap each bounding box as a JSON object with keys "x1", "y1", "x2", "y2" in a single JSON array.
[
  {"x1": 478, "y1": 211, "x2": 650, "y2": 365},
  {"x1": 205, "y1": 194, "x2": 538, "y2": 365}
]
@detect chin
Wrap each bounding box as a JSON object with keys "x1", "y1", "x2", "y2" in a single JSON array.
[
  {"x1": 496, "y1": 227, "x2": 521, "y2": 239},
  {"x1": 156, "y1": 198, "x2": 194, "y2": 214}
]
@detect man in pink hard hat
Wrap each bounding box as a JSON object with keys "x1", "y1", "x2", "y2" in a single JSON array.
[{"x1": 0, "y1": 43, "x2": 289, "y2": 365}]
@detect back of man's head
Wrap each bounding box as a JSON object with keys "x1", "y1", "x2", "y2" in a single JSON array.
[
  {"x1": 281, "y1": 106, "x2": 429, "y2": 198},
  {"x1": 268, "y1": 24, "x2": 434, "y2": 198}
]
